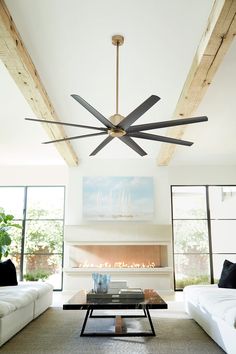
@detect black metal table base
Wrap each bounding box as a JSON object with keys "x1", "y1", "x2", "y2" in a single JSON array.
[{"x1": 80, "y1": 307, "x2": 156, "y2": 337}]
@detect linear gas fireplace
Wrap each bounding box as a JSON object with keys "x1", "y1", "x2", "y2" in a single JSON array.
[{"x1": 69, "y1": 244, "x2": 168, "y2": 270}]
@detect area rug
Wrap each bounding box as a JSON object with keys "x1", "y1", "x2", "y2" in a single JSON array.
[{"x1": 0, "y1": 308, "x2": 225, "y2": 354}]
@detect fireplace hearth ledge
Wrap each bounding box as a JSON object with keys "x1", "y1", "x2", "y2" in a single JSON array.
[{"x1": 63, "y1": 267, "x2": 172, "y2": 274}]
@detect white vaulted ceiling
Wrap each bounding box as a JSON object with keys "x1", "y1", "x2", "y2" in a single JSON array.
[{"x1": 0, "y1": 0, "x2": 235, "y2": 166}]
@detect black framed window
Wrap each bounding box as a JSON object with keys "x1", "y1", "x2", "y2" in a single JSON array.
[
  {"x1": 0, "y1": 186, "x2": 65, "y2": 290},
  {"x1": 171, "y1": 185, "x2": 236, "y2": 290},
  {"x1": 209, "y1": 186, "x2": 236, "y2": 281}
]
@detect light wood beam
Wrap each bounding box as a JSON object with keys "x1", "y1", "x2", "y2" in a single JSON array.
[
  {"x1": 157, "y1": 0, "x2": 236, "y2": 166},
  {"x1": 0, "y1": 0, "x2": 79, "y2": 166}
]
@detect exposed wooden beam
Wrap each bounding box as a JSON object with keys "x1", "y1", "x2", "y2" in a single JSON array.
[
  {"x1": 0, "y1": 0, "x2": 79, "y2": 166},
  {"x1": 157, "y1": 0, "x2": 236, "y2": 166}
]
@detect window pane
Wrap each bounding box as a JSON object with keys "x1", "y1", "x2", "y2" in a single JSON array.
[
  {"x1": 23, "y1": 254, "x2": 62, "y2": 289},
  {"x1": 27, "y1": 187, "x2": 64, "y2": 219},
  {"x1": 174, "y1": 254, "x2": 210, "y2": 289},
  {"x1": 172, "y1": 186, "x2": 207, "y2": 219},
  {"x1": 0, "y1": 185, "x2": 64, "y2": 287},
  {"x1": 173, "y1": 220, "x2": 209, "y2": 253},
  {"x1": 211, "y1": 220, "x2": 236, "y2": 253},
  {"x1": 8, "y1": 226, "x2": 22, "y2": 254},
  {"x1": 172, "y1": 185, "x2": 236, "y2": 290},
  {"x1": 0, "y1": 187, "x2": 24, "y2": 219},
  {"x1": 25, "y1": 220, "x2": 63, "y2": 254},
  {"x1": 213, "y1": 254, "x2": 236, "y2": 282},
  {"x1": 209, "y1": 186, "x2": 236, "y2": 219}
]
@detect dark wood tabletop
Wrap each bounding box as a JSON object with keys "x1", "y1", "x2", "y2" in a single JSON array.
[{"x1": 63, "y1": 289, "x2": 168, "y2": 310}]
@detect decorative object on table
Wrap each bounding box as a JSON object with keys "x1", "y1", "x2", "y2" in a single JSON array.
[
  {"x1": 118, "y1": 288, "x2": 144, "y2": 299},
  {"x1": 108, "y1": 280, "x2": 127, "y2": 294},
  {"x1": 83, "y1": 176, "x2": 154, "y2": 220},
  {"x1": 87, "y1": 287, "x2": 144, "y2": 301},
  {"x1": 26, "y1": 35, "x2": 208, "y2": 155},
  {"x1": 92, "y1": 272, "x2": 110, "y2": 293}
]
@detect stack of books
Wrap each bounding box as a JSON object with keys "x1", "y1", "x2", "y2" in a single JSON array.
[
  {"x1": 107, "y1": 280, "x2": 127, "y2": 294},
  {"x1": 87, "y1": 287, "x2": 144, "y2": 300},
  {"x1": 118, "y1": 288, "x2": 144, "y2": 299}
]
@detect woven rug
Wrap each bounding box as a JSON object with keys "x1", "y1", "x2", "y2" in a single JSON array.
[{"x1": 0, "y1": 307, "x2": 225, "y2": 354}]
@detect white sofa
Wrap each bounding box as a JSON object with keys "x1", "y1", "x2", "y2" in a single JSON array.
[
  {"x1": 184, "y1": 284, "x2": 236, "y2": 354},
  {"x1": 0, "y1": 281, "x2": 53, "y2": 346}
]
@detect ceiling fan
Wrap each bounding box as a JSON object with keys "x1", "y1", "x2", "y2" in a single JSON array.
[{"x1": 26, "y1": 35, "x2": 208, "y2": 156}]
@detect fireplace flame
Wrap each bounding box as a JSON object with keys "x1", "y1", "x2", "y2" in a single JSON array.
[{"x1": 75, "y1": 261, "x2": 157, "y2": 269}]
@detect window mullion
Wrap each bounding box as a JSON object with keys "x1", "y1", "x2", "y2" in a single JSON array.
[
  {"x1": 206, "y1": 186, "x2": 214, "y2": 283},
  {"x1": 20, "y1": 186, "x2": 28, "y2": 281}
]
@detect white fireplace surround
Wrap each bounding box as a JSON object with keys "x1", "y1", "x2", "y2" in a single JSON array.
[{"x1": 63, "y1": 224, "x2": 173, "y2": 294}]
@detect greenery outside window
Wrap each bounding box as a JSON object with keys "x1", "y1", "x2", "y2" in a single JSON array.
[
  {"x1": 172, "y1": 186, "x2": 210, "y2": 289},
  {"x1": 0, "y1": 186, "x2": 65, "y2": 290},
  {"x1": 172, "y1": 185, "x2": 236, "y2": 290}
]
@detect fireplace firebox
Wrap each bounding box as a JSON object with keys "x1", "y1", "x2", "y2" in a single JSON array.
[{"x1": 69, "y1": 244, "x2": 168, "y2": 269}]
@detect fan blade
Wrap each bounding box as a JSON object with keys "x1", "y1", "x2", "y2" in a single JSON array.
[
  {"x1": 71, "y1": 94, "x2": 115, "y2": 129},
  {"x1": 127, "y1": 116, "x2": 208, "y2": 133},
  {"x1": 118, "y1": 95, "x2": 160, "y2": 130},
  {"x1": 119, "y1": 136, "x2": 147, "y2": 156},
  {"x1": 42, "y1": 132, "x2": 107, "y2": 144},
  {"x1": 90, "y1": 136, "x2": 113, "y2": 156},
  {"x1": 128, "y1": 132, "x2": 193, "y2": 146},
  {"x1": 25, "y1": 118, "x2": 107, "y2": 131}
]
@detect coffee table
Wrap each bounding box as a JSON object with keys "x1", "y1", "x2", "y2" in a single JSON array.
[{"x1": 63, "y1": 289, "x2": 168, "y2": 337}]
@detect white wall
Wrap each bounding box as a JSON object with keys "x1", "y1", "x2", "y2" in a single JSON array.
[
  {"x1": 169, "y1": 165, "x2": 236, "y2": 185},
  {"x1": 0, "y1": 165, "x2": 68, "y2": 185}
]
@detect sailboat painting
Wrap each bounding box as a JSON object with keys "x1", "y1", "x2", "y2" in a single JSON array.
[{"x1": 83, "y1": 176, "x2": 154, "y2": 220}]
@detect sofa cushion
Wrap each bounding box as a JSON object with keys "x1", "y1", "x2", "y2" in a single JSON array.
[
  {"x1": 0, "y1": 259, "x2": 18, "y2": 286},
  {"x1": 198, "y1": 288, "x2": 236, "y2": 322},
  {"x1": 184, "y1": 284, "x2": 217, "y2": 306},
  {"x1": 0, "y1": 289, "x2": 33, "y2": 313},
  {"x1": 16, "y1": 281, "x2": 53, "y2": 298},
  {"x1": 0, "y1": 300, "x2": 16, "y2": 317},
  {"x1": 184, "y1": 284, "x2": 236, "y2": 328},
  {"x1": 218, "y1": 259, "x2": 236, "y2": 289},
  {"x1": 0, "y1": 281, "x2": 53, "y2": 318}
]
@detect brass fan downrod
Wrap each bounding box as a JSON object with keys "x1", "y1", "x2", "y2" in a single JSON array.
[
  {"x1": 108, "y1": 35, "x2": 126, "y2": 137},
  {"x1": 112, "y1": 35, "x2": 124, "y2": 115}
]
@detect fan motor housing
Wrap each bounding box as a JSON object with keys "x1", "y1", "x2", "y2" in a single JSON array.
[{"x1": 108, "y1": 128, "x2": 126, "y2": 138}]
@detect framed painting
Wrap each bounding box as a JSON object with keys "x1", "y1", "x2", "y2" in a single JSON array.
[{"x1": 83, "y1": 176, "x2": 154, "y2": 220}]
